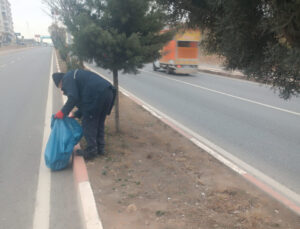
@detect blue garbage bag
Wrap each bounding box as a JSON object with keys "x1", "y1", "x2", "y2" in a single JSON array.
[{"x1": 44, "y1": 116, "x2": 83, "y2": 170}]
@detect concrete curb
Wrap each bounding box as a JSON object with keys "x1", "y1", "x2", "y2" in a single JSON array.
[
  {"x1": 73, "y1": 145, "x2": 104, "y2": 229},
  {"x1": 197, "y1": 67, "x2": 263, "y2": 85},
  {"x1": 54, "y1": 51, "x2": 104, "y2": 229},
  {"x1": 198, "y1": 65, "x2": 247, "y2": 79},
  {"x1": 198, "y1": 68, "x2": 244, "y2": 78},
  {"x1": 85, "y1": 64, "x2": 300, "y2": 216}
]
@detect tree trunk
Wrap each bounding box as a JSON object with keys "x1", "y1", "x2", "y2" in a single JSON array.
[{"x1": 113, "y1": 69, "x2": 120, "y2": 132}]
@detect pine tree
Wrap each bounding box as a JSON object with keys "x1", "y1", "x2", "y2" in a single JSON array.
[
  {"x1": 48, "y1": 23, "x2": 68, "y2": 62},
  {"x1": 44, "y1": 0, "x2": 173, "y2": 131}
]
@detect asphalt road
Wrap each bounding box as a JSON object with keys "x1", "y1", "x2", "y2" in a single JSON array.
[
  {"x1": 87, "y1": 63, "x2": 300, "y2": 198},
  {"x1": 0, "y1": 47, "x2": 82, "y2": 229}
]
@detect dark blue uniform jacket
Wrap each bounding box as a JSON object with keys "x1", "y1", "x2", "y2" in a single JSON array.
[{"x1": 61, "y1": 69, "x2": 115, "y2": 117}]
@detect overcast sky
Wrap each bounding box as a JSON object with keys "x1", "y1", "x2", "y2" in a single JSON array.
[{"x1": 10, "y1": 0, "x2": 52, "y2": 38}]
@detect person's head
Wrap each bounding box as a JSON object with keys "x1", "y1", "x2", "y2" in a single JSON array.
[{"x1": 52, "y1": 72, "x2": 65, "y2": 89}]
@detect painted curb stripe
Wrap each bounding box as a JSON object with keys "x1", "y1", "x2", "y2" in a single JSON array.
[
  {"x1": 79, "y1": 182, "x2": 103, "y2": 229},
  {"x1": 73, "y1": 155, "x2": 89, "y2": 184},
  {"x1": 161, "y1": 117, "x2": 193, "y2": 139},
  {"x1": 142, "y1": 105, "x2": 162, "y2": 119},
  {"x1": 190, "y1": 138, "x2": 247, "y2": 175},
  {"x1": 243, "y1": 173, "x2": 300, "y2": 213},
  {"x1": 71, "y1": 144, "x2": 103, "y2": 229}
]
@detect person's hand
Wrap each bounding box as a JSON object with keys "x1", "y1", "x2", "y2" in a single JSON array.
[
  {"x1": 68, "y1": 112, "x2": 75, "y2": 118},
  {"x1": 54, "y1": 110, "x2": 64, "y2": 119}
]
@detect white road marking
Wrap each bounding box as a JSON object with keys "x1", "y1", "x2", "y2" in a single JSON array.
[
  {"x1": 120, "y1": 89, "x2": 129, "y2": 97},
  {"x1": 79, "y1": 182, "x2": 104, "y2": 229},
  {"x1": 190, "y1": 138, "x2": 246, "y2": 175},
  {"x1": 142, "y1": 105, "x2": 162, "y2": 119},
  {"x1": 32, "y1": 51, "x2": 53, "y2": 229},
  {"x1": 141, "y1": 69, "x2": 300, "y2": 117}
]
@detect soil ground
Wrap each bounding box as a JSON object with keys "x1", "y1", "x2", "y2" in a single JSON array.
[
  {"x1": 86, "y1": 93, "x2": 300, "y2": 229},
  {"x1": 198, "y1": 54, "x2": 225, "y2": 66}
]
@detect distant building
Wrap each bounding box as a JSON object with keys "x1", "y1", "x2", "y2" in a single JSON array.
[
  {"x1": 0, "y1": 0, "x2": 14, "y2": 45},
  {"x1": 22, "y1": 38, "x2": 37, "y2": 46}
]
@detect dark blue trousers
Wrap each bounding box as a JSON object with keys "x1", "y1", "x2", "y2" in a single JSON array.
[{"x1": 82, "y1": 88, "x2": 114, "y2": 155}]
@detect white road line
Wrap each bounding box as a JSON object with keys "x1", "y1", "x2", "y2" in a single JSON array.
[
  {"x1": 142, "y1": 105, "x2": 162, "y2": 119},
  {"x1": 141, "y1": 69, "x2": 300, "y2": 117},
  {"x1": 79, "y1": 182, "x2": 104, "y2": 229},
  {"x1": 190, "y1": 138, "x2": 246, "y2": 175},
  {"x1": 120, "y1": 89, "x2": 129, "y2": 97},
  {"x1": 32, "y1": 51, "x2": 53, "y2": 229}
]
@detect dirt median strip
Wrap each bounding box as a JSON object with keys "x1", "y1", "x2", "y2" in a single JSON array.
[{"x1": 86, "y1": 90, "x2": 300, "y2": 229}]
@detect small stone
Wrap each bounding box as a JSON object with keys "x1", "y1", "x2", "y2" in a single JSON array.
[{"x1": 126, "y1": 204, "x2": 137, "y2": 213}]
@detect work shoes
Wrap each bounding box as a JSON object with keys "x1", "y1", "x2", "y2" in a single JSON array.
[
  {"x1": 84, "y1": 152, "x2": 97, "y2": 161},
  {"x1": 75, "y1": 149, "x2": 84, "y2": 156},
  {"x1": 97, "y1": 149, "x2": 106, "y2": 156},
  {"x1": 75, "y1": 149, "x2": 97, "y2": 161}
]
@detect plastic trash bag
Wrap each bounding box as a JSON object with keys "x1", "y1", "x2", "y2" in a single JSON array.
[{"x1": 44, "y1": 116, "x2": 83, "y2": 171}]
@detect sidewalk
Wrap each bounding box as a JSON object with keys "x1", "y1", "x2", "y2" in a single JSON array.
[
  {"x1": 0, "y1": 44, "x2": 24, "y2": 51},
  {"x1": 198, "y1": 63, "x2": 245, "y2": 78},
  {"x1": 0, "y1": 45, "x2": 32, "y2": 55}
]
